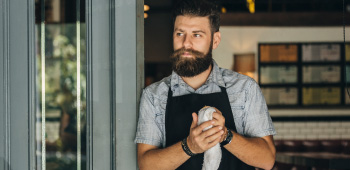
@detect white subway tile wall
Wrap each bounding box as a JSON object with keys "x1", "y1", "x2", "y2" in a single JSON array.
[{"x1": 274, "y1": 121, "x2": 350, "y2": 140}]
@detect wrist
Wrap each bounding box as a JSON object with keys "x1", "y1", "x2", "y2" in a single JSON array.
[
  {"x1": 221, "y1": 128, "x2": 233, "y2": 146},
  {"x1": 181, "y1": 137, "x2": 197, "y2": 157}
]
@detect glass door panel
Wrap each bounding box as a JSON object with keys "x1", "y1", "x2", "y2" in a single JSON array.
[{"x1": 35, "y1": 0, "x2": 86, "y2": 169}]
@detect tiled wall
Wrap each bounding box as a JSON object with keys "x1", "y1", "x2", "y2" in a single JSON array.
[{"x1": 274, "y1": 121, "x2": 350, "y2": 140}]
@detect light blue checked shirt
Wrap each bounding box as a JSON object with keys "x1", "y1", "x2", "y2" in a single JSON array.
[{"x1": 135, "y1": 60, "x2": 276, "y2": 148}]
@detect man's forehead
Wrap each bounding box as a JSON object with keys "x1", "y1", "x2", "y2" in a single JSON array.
[{"x1": 174, "y1": 15, "x2": 211, "y2": 30}]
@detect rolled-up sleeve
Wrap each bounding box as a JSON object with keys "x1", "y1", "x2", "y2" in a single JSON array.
[
  {"x1": 134, "y1": 89, "x2": 163, "y2": 147},
  {"x1": 243, "y1": 81, "x2": 276, "y2": 137}
]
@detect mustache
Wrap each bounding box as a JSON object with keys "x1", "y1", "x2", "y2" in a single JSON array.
[
  {"x1": 170, "y1": 47, "x2": 205, "y2": 59},
  {"x1": 170, "y1": 46, "x2": 212, "y2": 77}
]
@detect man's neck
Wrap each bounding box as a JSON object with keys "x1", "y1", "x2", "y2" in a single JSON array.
[{"x1": 181, "y1": 64, "x2": 212, "y2": 90}]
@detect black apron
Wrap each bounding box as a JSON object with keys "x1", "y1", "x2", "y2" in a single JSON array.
[{"x1": 165, "y1": 86, "x2": 255, "y2": 170}]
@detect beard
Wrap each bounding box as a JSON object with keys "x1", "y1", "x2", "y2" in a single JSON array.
[{"x1": 170, "y1": 46, "x2": 213, "y2": 77}]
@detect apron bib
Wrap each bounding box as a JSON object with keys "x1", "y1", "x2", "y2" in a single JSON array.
[{"x1": 165, "y1": 86, "x2": 255, "y2": 170}]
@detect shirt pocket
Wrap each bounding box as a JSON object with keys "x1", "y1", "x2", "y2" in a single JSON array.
[{"x1": 227, "y1": 90, "x2": 246, "y2": 119}]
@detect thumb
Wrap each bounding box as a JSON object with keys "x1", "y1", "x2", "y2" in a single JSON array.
[{"x1": 191, "y1": 112, "x2": 198, "y2": 129}]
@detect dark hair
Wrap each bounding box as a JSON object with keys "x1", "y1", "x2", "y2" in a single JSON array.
[{"x1": 172, "y1": 0, "x2": 220, "y2": 33}]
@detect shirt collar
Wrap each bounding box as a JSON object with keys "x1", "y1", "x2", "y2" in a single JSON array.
[{"x1": 170, "y1": 59, "x2": 225, "y2": 91}]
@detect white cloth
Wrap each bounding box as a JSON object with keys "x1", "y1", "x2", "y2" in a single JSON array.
[{"x1": 197, "y1": 106, "x2": 221, "y2": 170}]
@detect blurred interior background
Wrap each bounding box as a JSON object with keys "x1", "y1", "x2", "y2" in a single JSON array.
[
  {"x1": 144, "y1": 1, "x2": 350, "y2": 169},
  {"x1": 35, "y1": 0, "x2": 350, "y2": 169}
]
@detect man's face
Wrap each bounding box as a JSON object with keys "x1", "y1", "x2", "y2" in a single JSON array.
[{"x1": 171, "y1": 15, "x2": 221, "y2": 77}]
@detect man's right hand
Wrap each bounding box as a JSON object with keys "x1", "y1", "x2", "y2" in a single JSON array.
[{"x1": 187, "y1": 112, "x2": 224, "y2": 154}]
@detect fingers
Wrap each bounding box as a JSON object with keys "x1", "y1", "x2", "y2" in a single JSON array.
[
  {"x1": 188, "y1": 129, "x2": 223, "y2": 154},
  {"x1": 213, "y1": 107, "x2": 222, "y2": 115},
  {"x1": 196, "y1": 129, "x2": 223, "y2": 150},
  {"x1": 194, "y1": 120, "x2": 215, "y2": 133},
  {"x1": 207, "y1": 135, "x2": 222, "y2": 148},
  {"x1": 188, "y1": 122, "x2": 224, "y2": 154},
  {"x1": 212, "y1": 108, "x2": 224, "y2": 123},
  {"x1": 190, "y1": 112, "x2": 198, "y2": 129},
  {"x1": 212, "y1": 112, "x2": 224, "y2": 121},
  {"x1": 187, "y1": 108, "x2": 226, "y2": 153},
  {"x1": 194, "y1": 125, "x2": 224, "y2": 144},
  {"x1": 211, "y1": 108, "x2": 226, "y2": 142},
  {"x1": 201, "y1": 126, "x2": 223, "y2": 138},
  {"x1": 212, "y1": 112, "x2": 225, "y2": 127},
  {"x1": 220, "y1": 127, "x2": 227, "y2": 143}
]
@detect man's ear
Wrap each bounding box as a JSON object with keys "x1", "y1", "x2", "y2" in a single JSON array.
[{"x1": 212, "y1": 31, "x2": 221, "y2": 50}]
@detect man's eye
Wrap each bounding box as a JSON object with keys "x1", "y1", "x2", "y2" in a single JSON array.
[
  {"x1": 176, "y1": 33, "x2": 183, "y2": 36},
  {"x1": 194, "y1": 34, "x2": 201, "y2": 38}
]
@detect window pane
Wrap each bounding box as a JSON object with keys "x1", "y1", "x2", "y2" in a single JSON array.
[
  {"x1": 35, "y1": 0, "x2": 86, "y2": 169},
  {"x1": 302, "y1": 65, "x2": 341, "y2": 83},
  {"x1": 260, "y1": 66, "x2": 298, "y2": 84},
  {"x1": 303, "y1": 87, "x2": 341, "y2": 105},
  {"x1": 261, "y1": 88, "x2": 298, "y2": 105}
]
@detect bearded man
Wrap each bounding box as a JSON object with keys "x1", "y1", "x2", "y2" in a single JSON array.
[{"x1": 135, "y1": 0, "x2": 276, "y2": 169}]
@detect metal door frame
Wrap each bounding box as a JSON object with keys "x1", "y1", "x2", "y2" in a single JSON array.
[{"x1": 0, "y1": 0, "x2": 143, "y2": 169}]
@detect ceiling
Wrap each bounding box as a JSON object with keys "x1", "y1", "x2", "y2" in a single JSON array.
[
  {"x1": 144, "y1": 0, "x2": 350, "y2": 26},
  {"x1": 145, "y1": 0, "x2": 348, "y2": 13}
]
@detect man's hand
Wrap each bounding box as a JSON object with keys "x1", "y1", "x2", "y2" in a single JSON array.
[
  {"x1": 212, "y1": 108, "x2": 227, "y2": 142},
  {"x1": 187, "y1": 112, "x2": 224, "y2": 154}
]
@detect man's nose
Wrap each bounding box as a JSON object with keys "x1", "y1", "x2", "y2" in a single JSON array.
[{"x1": 183, "y1": 35, "x2": 192, "y2": 49}]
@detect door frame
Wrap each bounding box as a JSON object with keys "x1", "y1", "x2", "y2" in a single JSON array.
[{"x1": 0, "y1": 0, "x2": 143, "y2": 169}]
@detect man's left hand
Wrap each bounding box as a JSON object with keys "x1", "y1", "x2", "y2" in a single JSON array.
[{"x1": 212, "y1": 107, "x2": 227, "y2": 143}]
